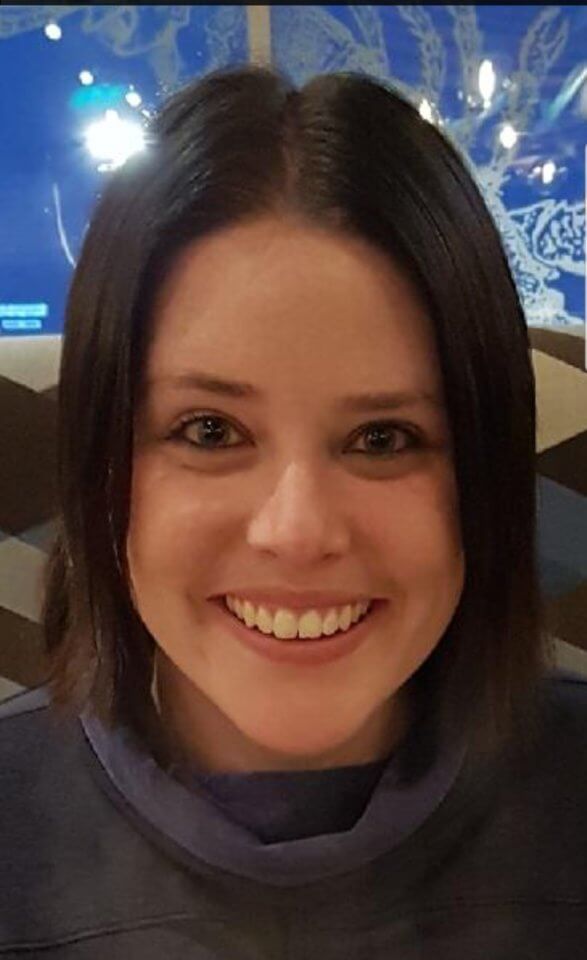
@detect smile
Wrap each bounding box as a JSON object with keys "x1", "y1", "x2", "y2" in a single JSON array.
[
  {"x1": 223, "y1": 594, "x2": 374, "y2": 641},
  {"x1": 209, "y1": 597, "x2": 387, "y2": 668}
]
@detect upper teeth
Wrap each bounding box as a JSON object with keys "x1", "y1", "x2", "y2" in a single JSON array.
[{"x1": 224, "y1": 595, "x2": 373, "y2": 640}]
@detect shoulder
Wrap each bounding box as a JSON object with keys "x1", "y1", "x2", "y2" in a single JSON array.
[
  {"x1": 0, "y1": 685, "x2": 56, "y2": 767},
  {"x1": 0, "y1": 692, "x2": 210, "y2": 950},
  {"x1": 0, "y1": 685, "x2": 112, "y2": 856},
  {"x1": 488, "y1": 667, "x2": 587, "y2": 815},
  {"x1": 0, "y1": 686, "x2": 92, "y2": 828},
  {"x1": 496, "y1": 667, "x2": 587, "y2": 768},
  {"x1": 0, "y1": 684, "x2": 51, "y2": 724},
  {"x1": 524, "y1": 667, "x2": 587, "y2": 783},
  {"x1": 540, "y1": 667, "x2": 587, "y2": 735},
  {"x1": 538, "y1": 668, "x2": 587, "y2": 782},
  {"x1": 545, "y1": 665, "x2": 587, "y2": 698},
  {"x1": 0, "y1": 685, "x2": 70, "y2": 769}
]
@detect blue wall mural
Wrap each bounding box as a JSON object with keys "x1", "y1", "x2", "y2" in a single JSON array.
[{"x1": 0, "y1": 5, "x2": 585, "y2": 336}]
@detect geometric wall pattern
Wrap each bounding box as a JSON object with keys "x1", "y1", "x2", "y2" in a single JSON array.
[
  {"x1": 532, "y1": 326, "x2": 587, "y2": 671},
  {"x1": 0, "y1": 327, "x2": 585, "y2": 701}
]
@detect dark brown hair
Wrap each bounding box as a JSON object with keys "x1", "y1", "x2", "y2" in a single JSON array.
[{"x1": 41, "y1": 63, "x2": 555, "y2": 780}]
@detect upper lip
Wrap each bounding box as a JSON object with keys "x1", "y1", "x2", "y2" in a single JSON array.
[{"x1": 211, "y1": 589, "x2": 379, "y2": 610}]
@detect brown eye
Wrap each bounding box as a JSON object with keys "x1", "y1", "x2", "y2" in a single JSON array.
[
  {"x1": 173, "y1": 415, "x2": 244, "y2": 450},
  {"x1": 349, "y1": 421, "x2": 420, "y2": 458}
]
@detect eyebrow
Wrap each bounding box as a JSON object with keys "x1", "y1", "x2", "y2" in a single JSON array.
[{"x1": 149, "y1": 370, "x2": 443, "y2": 412}]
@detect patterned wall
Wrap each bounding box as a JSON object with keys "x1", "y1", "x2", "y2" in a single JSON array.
[{"x1": 0, "y1": 5, "x2": 584, "y2": 336}]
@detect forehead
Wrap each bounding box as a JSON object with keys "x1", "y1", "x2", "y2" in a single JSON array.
[{"x1": 144, "y1": 217, "x2": 442, "y2": 395}]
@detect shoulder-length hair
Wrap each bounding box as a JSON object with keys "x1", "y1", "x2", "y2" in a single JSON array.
[{"x1": 41, "y1": 63, "x2": 555, "y2": 780}]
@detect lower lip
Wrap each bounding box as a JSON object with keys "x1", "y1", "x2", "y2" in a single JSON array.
[{"x1": 208, "y1": 597, "x2": 387, "y2": 667}]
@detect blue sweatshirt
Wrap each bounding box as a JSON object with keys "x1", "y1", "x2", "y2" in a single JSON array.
[{"x1": 1, "y1": 667, "x2": 586, "y2": 957}]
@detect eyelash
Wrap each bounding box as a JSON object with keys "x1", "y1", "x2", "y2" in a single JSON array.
[{"x1": 168, "y1": 413, "x2": 422, "y2": 460}]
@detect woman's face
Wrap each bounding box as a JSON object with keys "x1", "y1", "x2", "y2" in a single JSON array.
[{"x1": 127, "y1": 216, "x2": 465, "y2": 772}]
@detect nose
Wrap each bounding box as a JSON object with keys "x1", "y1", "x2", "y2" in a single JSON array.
[{"x1": 246, "y1": 461, "x2": 351, "y2": 563}]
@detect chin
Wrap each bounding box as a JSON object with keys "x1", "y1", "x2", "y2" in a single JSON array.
[{"x1": 234, "y1": 713, "x2": 371, "y2": 768}]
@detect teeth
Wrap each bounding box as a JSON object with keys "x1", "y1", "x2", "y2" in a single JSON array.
[{"x1": 224, "y1": 595, "x2": 373, "y2": 640}]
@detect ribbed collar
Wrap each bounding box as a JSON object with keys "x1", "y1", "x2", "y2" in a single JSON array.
[{"x1": 80, "y1": 705, "x2": 468, "y2": 887}]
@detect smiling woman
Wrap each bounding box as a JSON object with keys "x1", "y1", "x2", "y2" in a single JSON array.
[
  {"x1": 2, "y1": 64, "x2": 586, "y2": 958},
  {"x1": 127, "y1": 215, "x2": 462, "y2": 773}
]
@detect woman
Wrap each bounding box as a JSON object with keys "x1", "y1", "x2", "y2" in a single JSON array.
[{"x1": 1, "y1": 64, "x2": 586, "y2": 957}]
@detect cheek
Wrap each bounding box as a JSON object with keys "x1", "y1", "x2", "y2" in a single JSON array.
[
  {"x1": 126, "y1": 459, "x2": 222, "y2": 584},
  {"x1": 370, "y1": 468, "x2": 463, "y2": 575}
]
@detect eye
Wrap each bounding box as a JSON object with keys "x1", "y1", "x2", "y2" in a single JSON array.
[
  {"x1": 348, "y1": 421, "x2": 421, "y2": 458},
  {"x1": 169, "y1": 414, "x2": 421, "y2": 459},
  {"x1": 171, "y1": 414, "x2": 245, "y2": 451}
]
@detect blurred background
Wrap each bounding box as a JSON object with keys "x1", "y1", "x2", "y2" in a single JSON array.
[{"x1": 0, "y1": 5, "x2": 585, "y2": 699}]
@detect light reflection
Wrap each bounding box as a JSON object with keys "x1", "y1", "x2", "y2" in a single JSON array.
[
  {"x1": 419, "y1": 98, "x2": 434, "y2": 123},
  {"x1": 125, "y1": 90, "x2": 142, "y2": 108},
  {"x1": 478, "y1": 59, "x2": 496, "y2": 107},
  {"x1": 541, "y1": 160, "x2": 556, "y2": 185},
  {"x1": 84, "y1": 110, "x2": 146, "y2": 171},
  {"x1": 499, "y1": 123, "x2": 518, "y2": 149},
  {"x1": 44, "y1": 22, "x2": 62, "y2": 41}
]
